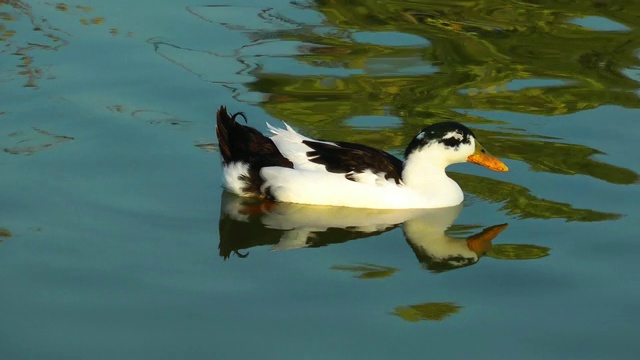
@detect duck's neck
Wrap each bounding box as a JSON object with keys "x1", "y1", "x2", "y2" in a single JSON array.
[{"x1": 401, "y1": 152, "x2": 463, "y2": 207}]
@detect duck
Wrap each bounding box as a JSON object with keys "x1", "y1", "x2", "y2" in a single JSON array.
[{"x1": 215, "y1": 105, "x2": 508, "y2": 209}]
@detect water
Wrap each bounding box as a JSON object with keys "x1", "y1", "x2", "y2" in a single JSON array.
[{"x1": 1, "y1": 0, "x2": 639, "y2": 359}]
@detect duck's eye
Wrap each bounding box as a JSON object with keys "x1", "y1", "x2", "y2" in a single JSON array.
[{"x1": 481, "y1": 149, "x2": 486, "y2": 154}]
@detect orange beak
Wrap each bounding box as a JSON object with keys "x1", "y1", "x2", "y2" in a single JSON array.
[{"x1": 467, "y1": 141, "x2": 509, "y2": 172}]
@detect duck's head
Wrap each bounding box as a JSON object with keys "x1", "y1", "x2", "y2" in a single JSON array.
[{"x1": 404, "y1": 122, "x2": 508, "y2": 172}]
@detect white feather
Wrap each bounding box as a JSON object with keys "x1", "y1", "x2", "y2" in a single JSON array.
[
  {"x1": 442, "y1": 131, "x2": 463, "y2": 141},
  {"x1": 347, "y1": 169, "x2": 398, "y2": 186},
  {"x1": 267, "y1": 122, "x2": 335, "y2": 171},
  {"x1": 222, "y1": 162, "x2": 250, "y2": 195}
]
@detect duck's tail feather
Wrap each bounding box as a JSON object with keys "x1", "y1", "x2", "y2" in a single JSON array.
[
  {"x1": 215, "y1": 106, "x2": 294, "y2": 197},
  {"x1": 216, "y1": 106, "x2": 292, "y2": 166},
  {"x1": 216, "y1": 106, "x2": 247, "y2": 164}
]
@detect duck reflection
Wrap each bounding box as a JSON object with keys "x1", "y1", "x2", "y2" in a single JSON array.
[{"x1": 218, "y1": 192, "x2": 532, "y2": 272}]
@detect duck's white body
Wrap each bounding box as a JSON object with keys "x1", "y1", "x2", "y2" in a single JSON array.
[
  {"x1": 216, "y1": 106, "x2": 507, "y2": 209},
  {"x1": 256, "y1": 166, "x2": 462, "y2": 209}
]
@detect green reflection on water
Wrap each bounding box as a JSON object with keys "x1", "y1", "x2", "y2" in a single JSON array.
[
  {"x1": 0, "y1": 227, "x2": 11, "y2": 238},
  {"x1": 392, "y1": 302, "x2": 463, "y2": 322},
  {"x1": 450, "y1": 173, "x2": 622, "y2": 221},
  {"x1": 330, "y1": 263, "x2": 399, "y2": 279},
  {"x1": 230, "y1": 0, "x2": 640, "y2": 220},
  {"x1": 488, "y1": 244, "x2": 551, "y2": 260}
]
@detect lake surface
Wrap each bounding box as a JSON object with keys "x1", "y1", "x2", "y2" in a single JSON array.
[{"x1": 1, "y1": 0, "x2": 639, "y2": 359}]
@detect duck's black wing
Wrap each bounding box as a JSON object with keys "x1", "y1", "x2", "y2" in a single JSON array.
[{"x1": 302, "y1": 140, "x2": 404, "y2": 184}]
